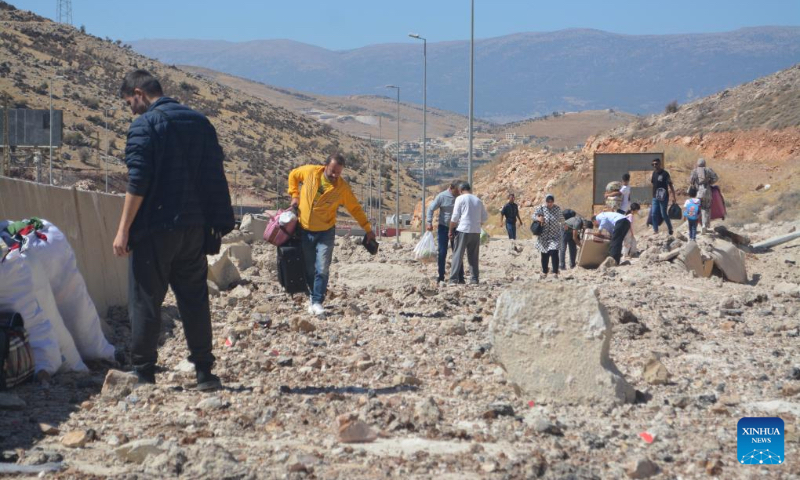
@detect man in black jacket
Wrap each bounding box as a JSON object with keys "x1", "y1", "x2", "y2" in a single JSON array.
[{"x1": 113, "y1": 70, "x2": 233, "y2": 391}]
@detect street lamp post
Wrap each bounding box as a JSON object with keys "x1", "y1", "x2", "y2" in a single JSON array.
[
  {"x1": 377, "y1": 117, "x2": 383, "y2": 238},
  {"x1": 468, "y1": 0, "x2": 474, "y2": 187},
  {"x1": 409, "y1": 33, "x2": 427, "y2": 234},
  {"x1": 49, "y1": 75, "x2": 64, "y2": 185},
  {"x1": 385, "y1": 85, "x2": 401, "y2": 245},
  {"x1": 104, "y1": 107, "x2": 117, "y2": 193},
  {"x1": 367, "y1": 133, "x2": 373, "y2": 225}
]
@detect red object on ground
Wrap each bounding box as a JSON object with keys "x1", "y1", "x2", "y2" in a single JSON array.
[
  {"x1": 710, "y1": 186, "x2": 727, "y2": 220},
  {"x1": 528, "y1": 401, "x2": 535, "y2": 408},
  {"x1": 639, "y1": 432, "x2": 654, "y2": 443}
]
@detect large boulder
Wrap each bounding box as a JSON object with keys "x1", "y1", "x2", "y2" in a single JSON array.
[
  {"x1": 223, "y1": 242, "x2": 253, "y2": 271},
  {"x1": 207, "y1": 252, "x2": 241, "y2": 290},
  {"x1": 710, "y1": 240, "x2": 747, "y2": 283},
  {"x1": 239, "y1": 214, "x2": 269, "y2": 244},
  {"x1": 490, "y1": 283, "x2": 635, "y2": 405}
]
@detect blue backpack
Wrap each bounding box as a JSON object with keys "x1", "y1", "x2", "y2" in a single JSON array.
[{"x1": 683, "y1": 201, "x2": 700, "y2": 221}]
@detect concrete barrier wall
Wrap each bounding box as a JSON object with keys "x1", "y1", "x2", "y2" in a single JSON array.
[{"x1": 0, "y1": 177, "x2": 127, "y2": 317}]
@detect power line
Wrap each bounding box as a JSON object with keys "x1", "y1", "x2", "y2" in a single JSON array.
[{"x1": 56, "y1": 0, "x2": 73, "y2": 25}]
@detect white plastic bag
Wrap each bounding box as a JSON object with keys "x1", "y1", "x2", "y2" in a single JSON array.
[
  {"x1": 413, "y1": 231, "x2": 437, "y2": 263},
  {"x1": 20, "y1": 250, "x2": 88, "y2": 372},
  {"x1": 278, "y1": 210, "x2": 297, "y2": 226},
  {"x1": 0, "y1": 247, "x2": 62, "y2": 374},
  {"x1": 21, "y1": 220, "x2": 115, "y2": 362}
]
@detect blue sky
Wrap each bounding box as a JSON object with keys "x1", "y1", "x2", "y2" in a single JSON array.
[{"x1": 15, "y1": 0, "x2": 800, "y2": 50}]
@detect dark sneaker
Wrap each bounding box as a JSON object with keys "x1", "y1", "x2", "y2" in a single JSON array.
[
  {"x1": 196, "y1": 366, "x2": 222, "y2": 392},
  {"x1": 469, "y1": 279, "x2": 479, "y2": 285}
]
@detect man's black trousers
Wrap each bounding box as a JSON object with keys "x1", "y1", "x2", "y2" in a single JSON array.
[
  {"x1": 609, "y1": 219, "x2": 631, "y2": 264},
  {"x1": 128, "y1": 226, "x2": 214, "y2": 373}
]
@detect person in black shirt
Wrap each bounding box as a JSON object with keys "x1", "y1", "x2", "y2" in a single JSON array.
[
  {"x1": 499, "y1": 193, "x2": 523, "y2": 239},
  {"x1": 650, "y1": 158, "x2": 677, "y2": 235}
]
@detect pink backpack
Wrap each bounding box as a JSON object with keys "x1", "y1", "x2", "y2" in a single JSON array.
[{"x1": 263, "y1": 210, "x2": 298, "y2": 246}]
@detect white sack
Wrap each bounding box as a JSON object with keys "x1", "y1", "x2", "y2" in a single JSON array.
[
  {"x1": 0, "y1": 247, "x2": 63, "y2": 374},
  {"x1": 21, "y1": 220, "x2": 115, "y2": 361}
]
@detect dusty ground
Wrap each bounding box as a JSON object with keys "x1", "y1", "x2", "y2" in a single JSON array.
[{"x1": 1, "y1": 216, "x2": 799, "y2": 479}]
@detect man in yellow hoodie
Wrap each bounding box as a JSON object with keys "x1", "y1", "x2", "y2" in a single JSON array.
[{"x1": 288, "y1": 153, "x2": 375, "y2": 316}]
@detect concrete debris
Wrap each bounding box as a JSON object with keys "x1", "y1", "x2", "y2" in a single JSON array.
[
  {"x1": 599, "y1": 256, "x2": 617, "y2": 269},
  {"x1": 114, "y1": 439, "x2": 165, "y2": 464},
  {"x1": 207, "y1": 251, "x2": 241, "y2": 290},
  {"x1": 61, "y1": 430, "x2": 91, "y2": 448},
  {"x1": 710, "y1": 240, "x2": 748, "y2": 283},
  {"x1": 490, "y1": 283, "x2": 635, "y2": 405},
  {"x1": 643, "y1": 356, "x2": 670, "y2": 385},
  {"x1": 4, "y1": 211, "x2": 799, "y2": 478},
  {"x1": 337, "y1": 414, "x2": 377, "y2": 443},
  {"x1": 290, "y1": 317, "x2": 317, "y2": 333},
  {"x1": 224, "y1": 242, "x2": 253, "y2": 270},
  {"x1": 238, "y1": 214, "x2": 268, "y2": 244},
  {"x1": 626, "y1": 457, "x2": 659, "y2": 478},
  {"x1": 101, "y1": 370, "x2": 138, "y2": 400},
  {"x1": 774, "y1": 282, "x2": 800, "y2": 298},
  {"x1": 39, "y1": 423, "x2": 59, "y2": 435},
  {"x1": 414, "y1": 397, "x2": 443, "y2": 426}
]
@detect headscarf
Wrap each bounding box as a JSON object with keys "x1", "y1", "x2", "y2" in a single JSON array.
[{"x1": 694, "y1": 158, "x2": 707, "y2": 185}]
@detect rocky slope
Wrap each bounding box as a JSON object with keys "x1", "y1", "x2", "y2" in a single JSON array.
[
  {"x1": 1, "y1": 215, "x2": 798, "y2": 478},
  {"x1": 588, "y1": 63, "x2": 800, "y2": 161},
  {"x1": 181, "y1": 66, "x2": 490, "y2": 141},
  {"x1": 0, "y1": 2, "x2": 417, "y2": 214},
  {"x1": 470, "y1": 64, "x2": 800, "y2": 232}
]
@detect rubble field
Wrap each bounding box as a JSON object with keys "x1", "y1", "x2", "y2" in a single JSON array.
[{"x1": 1, "y1": 216, "x2": 799, "y2": 479}]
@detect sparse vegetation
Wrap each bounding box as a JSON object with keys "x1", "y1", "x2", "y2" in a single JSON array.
[{"x1": 665, "y1": 100, "x2": 679, "y2": 114}]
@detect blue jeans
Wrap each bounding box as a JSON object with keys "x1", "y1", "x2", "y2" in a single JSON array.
[
  {"x1": 299, "y1": 227, "x2": 335, "y2": 304},
  {"x1": 651, "y1": 198, "x2": 673, "y2": 233},
  {"x1": 506, "y1": 222, "x2": 517, "y2": 240},
  {"x1": 688, "y1": 219, "x2": 698, "y2": 240},
  {"x1": 437, "y1": 225, "x2": 463, "y2": 282}
]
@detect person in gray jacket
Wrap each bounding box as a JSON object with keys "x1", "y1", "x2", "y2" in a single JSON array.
[{"x1": 427, "y1": 181, "x2": 463, "y2": 283}]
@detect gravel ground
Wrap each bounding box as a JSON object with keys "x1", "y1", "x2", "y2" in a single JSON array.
[{"x1": 1, "y1": 218, "x2": 798, "y2": 479}]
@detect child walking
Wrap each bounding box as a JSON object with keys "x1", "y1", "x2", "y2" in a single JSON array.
[{"x1": 683, "y1": 187, "x2": 701, "y2": 240}]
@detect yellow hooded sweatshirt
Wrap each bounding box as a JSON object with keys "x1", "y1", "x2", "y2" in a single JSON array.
[{"x1": 287, "y1": 165, "x2": 372, "y2": 233}]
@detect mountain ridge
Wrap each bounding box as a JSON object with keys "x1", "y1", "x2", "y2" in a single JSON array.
[{"x1": 131, "y1": 26, "x2": 800, "y2": 122}]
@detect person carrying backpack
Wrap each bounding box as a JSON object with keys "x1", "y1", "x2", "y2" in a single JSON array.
[
  {"x1": 689, "y1": 158, "x2": 719, "y2": 235},
  {"x1": 683, "y1": 187, "x2": 702, "y2": 241}
]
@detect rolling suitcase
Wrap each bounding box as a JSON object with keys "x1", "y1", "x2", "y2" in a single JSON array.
[
  {"x1": 710, "y1": 186, "x2": 727, "y2": 220},
  {"x1": 277, "y1": 237, "x2": 308, "y2": 294}
]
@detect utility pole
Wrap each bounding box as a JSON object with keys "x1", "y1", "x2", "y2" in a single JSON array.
[
  {"x1": 367, "y1": 134, "x2": 373, "y2": 225},
  {"x1": 409, "y1": 33, "x2": 427, "y2": 234},
  {"x1": 104, "y1": 107, "x2": 116, "y2": 193},
  {"x1": 468, "y1": 0, "x2": 475, "y2": 187},
  {"x1": 377, "y1": 117, "x2": 383, "y2": 238},
  {"x1": 57, "y1": 0, "x2": 73, "y2": 25},
  {"x1": 386, "y1": 85, "x2": 401, "y2": 244},
  {"x1": 1, "y1": 99, "x2": 9, "y2": 177},
  {"x1": 49, "y1": 74, "x2": 63, "y2": 185}
]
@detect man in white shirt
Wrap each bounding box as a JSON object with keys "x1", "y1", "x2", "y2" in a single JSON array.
[
  {"x1": 591, "y1": 211, "x2": 630, "y2": 265},
  {"x1": 448, "y1": 182, "x2": 489, "y2": 285}
]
